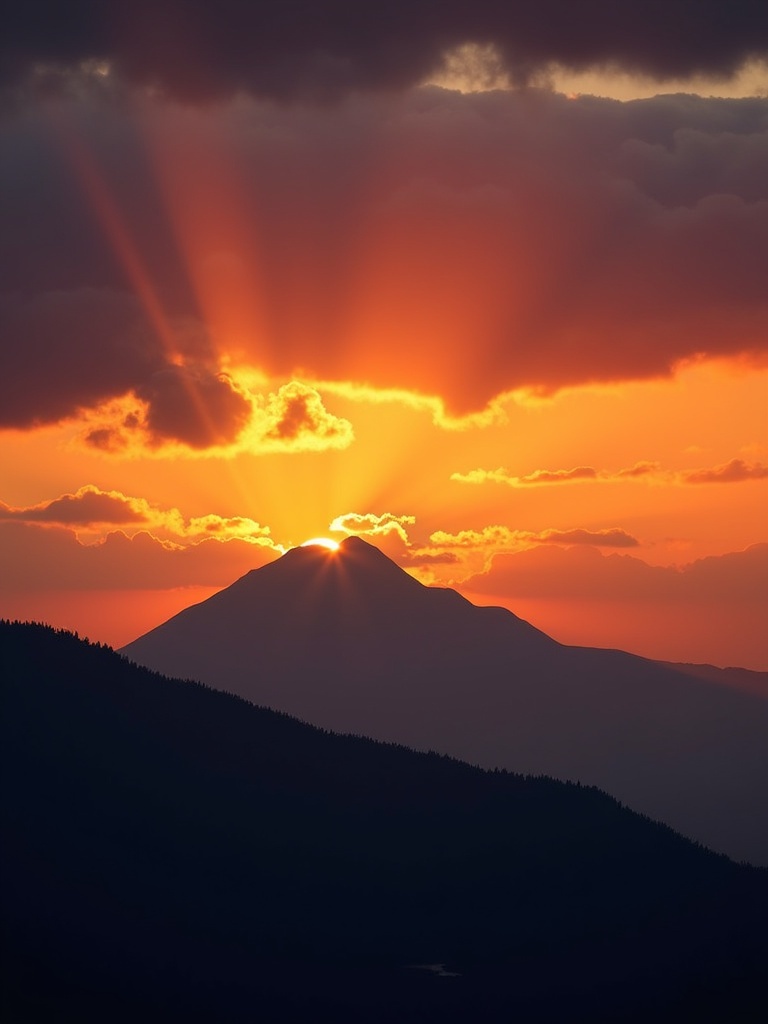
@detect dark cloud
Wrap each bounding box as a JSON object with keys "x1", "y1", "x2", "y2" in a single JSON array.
[
  {"x1": 1, "y1": 85, "x2": 767, "y2": 419},
  {"x1": 0, "y1": 289, "x2": 164, "y2": 428},
  {"x1": 137, "y1": 366, "x2": 252, "y2": 448},
  {"x1": 1, "y1": 2, "x2": 766, "y2": 101}
]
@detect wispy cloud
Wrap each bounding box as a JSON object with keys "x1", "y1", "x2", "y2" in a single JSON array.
[
  {"x1": 681, "y1": 459, "x2": 768, "y2": 484},
  {"x1": 430, "y1": 525, "x2": 639, "y2": 549},
  {"x1": 452, "y1": 459, "x2": 768, "y2": 487}
]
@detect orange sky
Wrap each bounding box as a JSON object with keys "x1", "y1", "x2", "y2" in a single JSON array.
[{"x1": 1, "y1": 37, "x2": 766, "y2": 668}]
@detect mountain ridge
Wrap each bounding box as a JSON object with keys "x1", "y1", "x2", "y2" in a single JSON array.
[
  {"x1": 121, "y1": 538, "x2": 768, "y2": 865},
  {"x1": 4, "y1": 620, "x2": 767, "y2": 1022}
]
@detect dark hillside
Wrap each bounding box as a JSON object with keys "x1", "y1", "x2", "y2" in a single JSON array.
[
  {"x1": 2, "y1": 621, "x2": 767, "y2": 1022},
  {"x1": 121, "y1": 537, "x2": 768, "y2": 864}
]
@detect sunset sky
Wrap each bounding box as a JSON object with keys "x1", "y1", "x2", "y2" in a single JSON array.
[{"x1": 1, "y1": 2, "x2": 766, "y2": 668}]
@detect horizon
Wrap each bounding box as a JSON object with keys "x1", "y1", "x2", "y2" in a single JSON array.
[{"x1": 0, "y1": 4, "x2": 767, "y2": 669}]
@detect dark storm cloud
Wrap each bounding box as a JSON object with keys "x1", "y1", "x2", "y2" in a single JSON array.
[
  {"x1": 1, "y1": 82, "x2": 767, "y2": 421},
  {"x1": 1, "y1": 1, "x2": 767, "y2": 101},
  {"x1": 136, "y1": 366, "x2": 252, "y2": 448},
  {"x1": 0, "y1": 289, "x2": 165, "y2": 428}
]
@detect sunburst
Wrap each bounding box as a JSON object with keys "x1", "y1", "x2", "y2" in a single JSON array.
[{"x1": 300, "y1": 537, "x2": 340, "y2": 551}]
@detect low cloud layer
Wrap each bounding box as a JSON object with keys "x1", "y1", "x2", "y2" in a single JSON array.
[
  {"x1": 0, "y1": 485, "x2": 275, "y2": 545},
  {"x1": 463, "y1": 541, "x2": 768, "y2": 604},
  {"x1": 0, "y1": 521, "x2": 277, "y2": 592}
]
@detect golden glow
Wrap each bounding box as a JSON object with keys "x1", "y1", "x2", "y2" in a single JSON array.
[
  {"x1": 1, "y1": 88, "x2": 765, "y2": 669},
  {"x1": 300, "y1": 537, "x2": 341, "y2": 551}
]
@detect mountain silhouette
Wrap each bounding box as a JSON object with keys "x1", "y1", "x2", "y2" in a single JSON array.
[
  {"x1": 121, "y1": 537, "x2": 768, "y2": 865},
  {"x1": 3, "y1": 620, "x2": 768, "y2": 1023}
]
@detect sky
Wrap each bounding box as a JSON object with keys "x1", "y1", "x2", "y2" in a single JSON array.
[{"x1": 1, "y1": 1, "x2": 766, "y2": 669}]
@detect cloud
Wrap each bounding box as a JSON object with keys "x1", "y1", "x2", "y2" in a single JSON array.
[
  {"x1": 2, "y1": 2, "x2": 766, "y2": 101},
  {"x1": 0, "y1": 289, "x2": 165, "y2": 429},
  {"x1": 463, "y1": 541, "x2": 768, "y2": 604},
  {"x1": 398, "y1": 549, "x2": 460, "y2": 567},
  {"x1": 459, "y1": 542, "x2": 768, "y2": 668},
  {"x1": 330, "y1": 512, "x2": 416, "y2": 544},
  {"x1": 0, "y1": 486, "x2": 274, "y2": 546},
  {"x1": 77, "y1": 380, "x2": 353, "y2": 457},
  {"x1": 258, "y1": 382, "x2": 354, "y2": 453},
  {"x1": 452, "y1": 458, "x2": 768, "y2": 486},
  {"x1": 452, "y1": 466, "x2": 602, "y2": 486},
  {"x1": 430, "y1": 525, "x2": 639, "y2": 550},
  {"x1": 329, "y1": 511, "x2": 463, "y2": 568},
  {"x1": 0, "y1": 486, "x2": 148, "y2": 525},
  {"x1": 136, "y1": 366, "x2": 252, "y2": 448},
  {"x1": 536, "y1": 528, "x2": 639, "y2": 547},
  {"x1": 681, "y1": 458, "x2": 768, "y2": 484},
  {"x1": 2, "y1": 85, "x2": 767, "y2": 422},
  {"x1": 0, "y1": 521, "x2": 279, "y2": 592}
]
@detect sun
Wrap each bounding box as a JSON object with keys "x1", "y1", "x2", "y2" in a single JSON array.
[{"x1": 300, "y1": 537, "x2": 340, "y2": 551}]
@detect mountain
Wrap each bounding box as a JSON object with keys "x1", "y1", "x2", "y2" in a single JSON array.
[
  {"x1": 660, "y1": 660, "x2": 768, "y2": 699},
  {"x1": 121, "y1": 537, "x2": 768, "y2": 865},
  {"x1": 3, "y1": 620, "x2": 768, "y2": 1023}
]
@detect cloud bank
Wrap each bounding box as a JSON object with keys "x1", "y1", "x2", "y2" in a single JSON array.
[
  {"x1": 3, "y1": 2, "x2": 766, "y2": 101},
  {"x1": 1, "y1": 84, "x2": 766, "y2": 427}
]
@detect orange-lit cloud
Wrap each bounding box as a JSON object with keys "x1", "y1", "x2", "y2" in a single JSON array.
[
  {"x1": 330, "y1": 511, "x2": 416, "y2": 543},
  {"x1": 3, "y1": 86, "x2": 767, "y2": 424},
  {"x1": 430, "y1": 525, "x2": 639, "y2": 550},
  {"x1": 0, "y1": 486, "x2": 274, "y2": 546},
  {"x1": 452, "y1": 459, "x2": 768, "y2": 486},
  {"x1": 78, "y1": 380, "x2": 353, "y2": 457},
  {"x1": 259, "y1": 382, "x2": 354, "y2": 453},
  {"x1": 682, "y1": 458, "x2": 768, "y2": 484},
  {"x1": 1, "y1": 14, "x2": 766, "y2": 673}
]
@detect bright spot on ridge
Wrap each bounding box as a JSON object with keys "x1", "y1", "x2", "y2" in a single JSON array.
[{"x1": 301, "y1": 537, "x2": 340, "y2": 551}]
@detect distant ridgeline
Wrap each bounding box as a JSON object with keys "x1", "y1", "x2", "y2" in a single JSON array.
[{"x1": 2, "y1": 620, "x2": 767, "y2": 1023}]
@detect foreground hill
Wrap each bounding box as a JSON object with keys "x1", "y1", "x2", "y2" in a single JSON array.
[
  {"x1": 122, "y1": 537, "x2": 768, "y2": 864},
  {"x1": 3, "y1": 620, "x2": 768, "y2": 1022}
]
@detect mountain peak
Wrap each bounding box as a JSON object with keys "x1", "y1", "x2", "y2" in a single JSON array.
[{"x1": 251, "y1": 534, "x2": 423, "y2": 597}]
